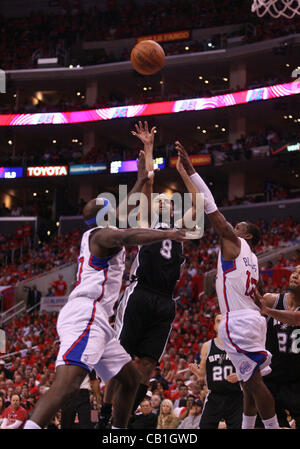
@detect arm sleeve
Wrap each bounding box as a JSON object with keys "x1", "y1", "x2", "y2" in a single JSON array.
[{"x1": 190, "y1": 173, "x2": 217, "y2": 215}]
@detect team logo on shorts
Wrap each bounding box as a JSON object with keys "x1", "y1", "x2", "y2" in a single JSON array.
[{"x1": 239, "y1": 361, "x2": 251, "y2": 375}]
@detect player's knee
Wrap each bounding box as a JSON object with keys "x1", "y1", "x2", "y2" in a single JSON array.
[
  {"x1": 117, "y1": 362, "x2": 141, "y2": 391},
  {"x1": 243, "y1": 373, "x2": 263, "y2": 394},
  {"x1": 54, "y1": 366, "x2": 84, "y2": 401},
  {"x1": 139, "y1": 356, "x2": 157, "y2": 376},
  {"x1": 128, "y1": 366, "x2": 141, "y2": 390},
  {"x1": 60, "y1": 379, "x2": 80, "y2": 402}
]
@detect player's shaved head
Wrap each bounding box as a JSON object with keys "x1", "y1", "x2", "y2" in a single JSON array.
[{"x1": 82, "y1": 198, "x2": 101, "y2": 222}]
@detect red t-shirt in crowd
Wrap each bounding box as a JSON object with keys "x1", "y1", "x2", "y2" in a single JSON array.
[
  {"x1": 16, "y1": 227, "x2": 24, "y2": 240},
  {"x1": 29, "y1": 386, "x2": 39, "y2": 396},
  {"x1": 1, "y1": 405, "x2": 27, "y2": 427},
  {"x1": 23, "y1": 224, "x2": 32, "y2": 237},
  {"x1": 52, "y1": 280, "x2": 67, "y2": 296}
]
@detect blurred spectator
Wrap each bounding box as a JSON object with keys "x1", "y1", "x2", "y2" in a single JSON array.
[
  {"x1": 61, "y1": 370, "x2": 100, "y2": 429},
  {"x1": 0, "y1": 394, "x2": 6, "y2": 425},
  {"x1": 46, "y1": 287, "x2": 55, "y2": 297},
  {"x1": 0, "y1": 393, "x2": 27, "y2": 429},
  {"x1": 27, "y1": 285, "x2": 42, "y2": 310},
  {"x1": 152, "y1": 367, "x2": 169, "y2": 390},
  {"x1": 51, "y1": 274, "x2": 67, "y2": 297},
  {"x1": 129, "y1": 399, "x2": 158, "y2": 429},
  {"x1": 173, "y1": 384, "x2": 189, "y2": 408},
  {"x1": 157, "y1": 399, "x2": 179, "y2": 429},
  {"x1": 46, "y1": 411, "x2": 61, "y2": 430},
  {"x1": 150, "y1": 394, "x2": 162, "y2": 415},
  {"x1": 175, "y1": 394, "x2": 196, "y2": 420},
  {"x1": 177, "y1": 399, "x2": 203, "y2": 429},
  {"x1": 0, "y1": 360, "x2": 13, "y2": 380}
]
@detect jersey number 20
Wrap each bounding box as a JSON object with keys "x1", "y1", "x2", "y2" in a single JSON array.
[{"x1": 213, "y1": 365, "x2": 233, "y2": 381}]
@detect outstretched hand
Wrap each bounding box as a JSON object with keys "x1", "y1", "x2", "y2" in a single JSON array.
[
  {"x1": 167, "y1": 228, "x2": 187, "y2": 242},
  {"x1": 175, "y1": 140, "x2": 195, "y2": 176},
  {"x1": 253, "y1": 288, "x2": 268, "y2": 316},
  {"x1": 188, "y1": 363, "x2": 200, "y2": 376},
  {"x1": 188, "y1": 363, "x2": 205, "y2": 386},
  {"x1": 131, "y1": 121, "x2": 156, "y2": 147}
]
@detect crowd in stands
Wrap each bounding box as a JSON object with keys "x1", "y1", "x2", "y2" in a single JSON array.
[
  {"x1": 0, "y1": 73, "x2": 287, "y2": 116},
  {"x1": 0, "y1": 0, "x2": 299, "y2": 71},
  {"x1": 0, "y1": 73, "x2": 289, "y2": 116},
  {"x1": 0, "y1": 226, "x2": 80, "y2": 286},
  {"x1": 1, "y1": 126, "x2": 299, "y2": 171}
]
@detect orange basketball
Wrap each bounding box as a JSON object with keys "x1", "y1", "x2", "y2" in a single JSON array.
[{"x1": 130, "y1": 40, "x2": 165, "y2": 75}]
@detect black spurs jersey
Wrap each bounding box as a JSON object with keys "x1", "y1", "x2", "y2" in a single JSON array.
[
  {"x1": 130, "y1": 223, "x2": 185, "y2": 298},
  {"x1": 205, "y1": 339, "x2": 241, "y2": 395},
  {"x1": 265, "y1": 293, "x2": 300, "y2": 384}
]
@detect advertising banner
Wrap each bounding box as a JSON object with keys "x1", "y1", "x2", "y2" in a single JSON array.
[
  {"x1": 137, "y1": 30, "x2": 190, "y2": 43},
  {"x1": 27, "y1": 166, "x2": 68, "y2": 177},
  {"x1": 0, "y1": 167, "x2": 23, "y2": 179},
  {"x1": 40, "y1": 296, "x2": 68, "y2": 312},
  {"x1": 69, "y1": 163, "x2": 107, "y2": 175},
  {"x1": 169, "y1": 154, "x2": 211, "y2": 167}
]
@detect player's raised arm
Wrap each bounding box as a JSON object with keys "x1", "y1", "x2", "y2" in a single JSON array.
[
  {"x1": 188, "y1": 341, "x2": 209, "y2": 386},
  {"x1": 92, "y1": 226, "x2": 186, "y2": 250},
  {"x1": 254, "y1": 288, "x2": 300, "y2": 325},
  {"x1": 116, "y1": 149, "x2": 155, "y2": 227},
  {"x1": 175, "y1": 140, "x2": 240, "y2": 258},
  {"x1": 175, "y1": 152, "x2": 199, "y2": 229},
  {"x1": 131, "y1": 121, "x2": 157, "y2": 227}
]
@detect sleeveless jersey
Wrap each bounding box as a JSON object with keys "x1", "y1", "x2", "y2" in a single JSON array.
[
  {"x1": 129, "y1": 223, "x2": 185, "y2": 298},
  {"x1": 265, "y1": 293, "x2": 300, "y2": 384},
  {"x1": 205, "y1": 339, "x2": 241, "y2": 394},
  {"x1": 215, "y1": 237, "x2": 259, "y2": 314},
  {"x1": 68, "y1": 227, "x2": 126, "y2": 317}
]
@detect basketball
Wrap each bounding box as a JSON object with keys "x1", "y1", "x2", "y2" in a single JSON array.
[{"x1": 130, "y1": 40, "x2": 165, "y2": 75}]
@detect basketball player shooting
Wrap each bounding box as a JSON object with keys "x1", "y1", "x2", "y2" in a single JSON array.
[
  {"x1": 176, "y1": 140, "x2": 280, "y2": 429},
  {"x1": 98, "y1": 122, "x2": 199, "y2": 429},
  {"x1": 23, "y1": 151, "x2": 186, "y2": 430}
]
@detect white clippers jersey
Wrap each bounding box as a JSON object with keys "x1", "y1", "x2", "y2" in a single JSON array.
[
  {"x1": 68, "y1": 227, "x2": 126, "y2": 317},
  {"x1": 215, "y1": 238, "x2": 259, "y2": 314}
]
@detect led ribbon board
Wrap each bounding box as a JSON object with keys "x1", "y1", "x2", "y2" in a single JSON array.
[
  {"x1": 69, "y1": 163, "x2": 107, "y2": 175},
  {"x1": 111, "y1": 157, "x2": 165, "y2": 174},
  {"x1": 169, "y1": 154, "x2": 211, "y2": 167},
  {"x1": 0, "y1": 82, "x2": 299, "y2": 126},
  {"x1": 0, "y1": 167, "x2": 23, "y2": 178}
]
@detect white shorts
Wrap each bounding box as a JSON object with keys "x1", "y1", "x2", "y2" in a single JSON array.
[
  {"x1": 218, "y1": 309, "x2": 272, "y2": 382},
  {"x1": 55, "y1": 298, "x2": 131, "y2": 382}
]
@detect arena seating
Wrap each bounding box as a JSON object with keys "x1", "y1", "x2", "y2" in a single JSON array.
[{"x1": 0, "y1": 0, "x2": 299, "y2": 70}]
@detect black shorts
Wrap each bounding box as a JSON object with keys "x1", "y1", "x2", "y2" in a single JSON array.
[
  {"x1": 199, "y1": 392, "x2": 243, "y2": 429},
  {"x1": 116, "y1": 286, "x2": 176, "y2": 362}
]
